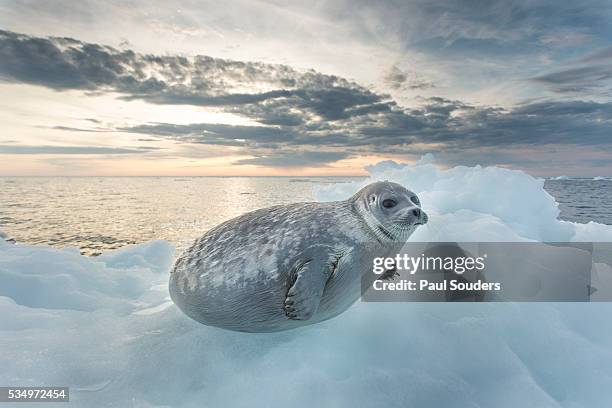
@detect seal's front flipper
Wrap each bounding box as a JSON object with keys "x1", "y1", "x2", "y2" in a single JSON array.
[
  {"x1": 379, "y1": 263, "x2": 398, "y2": 281},
  {"x1": 284, "y1": 247, "x2": 337, "y2": 320}
]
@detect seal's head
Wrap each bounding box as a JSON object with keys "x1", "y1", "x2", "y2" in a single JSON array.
[{"x1": 353, "y1": 181, "x2": 427, "y2": 242}]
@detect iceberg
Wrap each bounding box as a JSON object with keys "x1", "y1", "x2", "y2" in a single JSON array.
[{"x1": 2, "y1": 158, "x2": 612, "y2": 407}]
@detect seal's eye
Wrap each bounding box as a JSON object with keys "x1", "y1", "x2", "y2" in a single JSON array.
[
  {"x1": 411, "y1": 196, "x2": 420, "y2": 206},
  {"x1": 382, "y1": 199, "x2": 397, "y2": 209}
]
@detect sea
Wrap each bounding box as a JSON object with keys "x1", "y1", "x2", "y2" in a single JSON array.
[{"x1": 1, "y1": 176, "x2": 611, "y2": 256}]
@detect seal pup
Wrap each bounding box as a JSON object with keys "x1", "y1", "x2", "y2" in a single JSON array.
[{"x1": 170, "y1": 181, "x2": 427, "y2": 332}]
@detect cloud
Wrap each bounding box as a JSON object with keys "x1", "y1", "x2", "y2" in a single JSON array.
[
  {"x1": 531, "y1": 45, "x2": 612, "y2": 95},
  {"x1": 4, "y1": 30, "x2": 611, "y2": 147},
  {"x1": 383, "y1": 65, "x2": 435, "y2": 91},
  {"x1": 119, "y1": 123, "x2": 300, "y2": 146},
  {"x1": 0, "y1": 30, "x2": 384, "y2": 118},
  {"x1": 579, "y1": 46, "x2": 612, "y2": 63},
  {"x1": 48, "y1": 125, "x2": 108, "y2": 133},
  {"x1": 234, "y1": 151, "x2": 352, "y2": 167},
  {"x1": 118, "y1": 98, "x2": 612, "y2": 155},
  {"x1": 532, "y1": 66, "x2": 612, "y2": 94},
  {"x1": 328, "y1": 0, "x2": 612, "y2": 61},
  {"x1": 3, "y1": 0, "x2": 612, "y2": 111},
  {"x1": 2, "y1": 29, "x2": 612, "y2": 172},
  {"x1": 0, "y1": 145, "x2": 152, "y2": 154}
]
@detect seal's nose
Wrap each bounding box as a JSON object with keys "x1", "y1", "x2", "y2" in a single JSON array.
[
  {"x1": 412, "y1": 209, "x2": 421, "y2": 217},
  {"x1": 421, "y1": 211, "x2": 428, "y2": 225}
]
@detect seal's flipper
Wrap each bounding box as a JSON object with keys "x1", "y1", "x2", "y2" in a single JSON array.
[
  {"x1": 284, "y1": 247, "x2": 337, "y2": 320},
  {"x1": 379, "y1": 263, "x2": 398, "y2": 281}
]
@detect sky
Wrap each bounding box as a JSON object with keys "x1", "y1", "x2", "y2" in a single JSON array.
[{"x1": 0, "y1": 0, "x2": 611, "y2": 176}]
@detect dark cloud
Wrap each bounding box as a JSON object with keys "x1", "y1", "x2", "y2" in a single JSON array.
[
  {"x1": 531, "y1": 45, "x2": 612, "y2": 95},
  {"x1": 119, "y1": 123, "x2": 300, "y2": 146},
  {"x1": 532, "y1": 66, "x2": 612, "y2": 94},
  {"x1": 118, "y1": 98, "x2": 612, "y2": 160},
  {"x1": 2, "y1": 29, "x2": 612, "y2": 169},
  {"x1": 0, "y1": 30, "x2": 385, "y2": 122},
  {"x1": 0, "y1": 145, "x2": 152, "y2": 154},
  {"x1": 383, "y1": 65, "x2": 435, "y2": 91}
]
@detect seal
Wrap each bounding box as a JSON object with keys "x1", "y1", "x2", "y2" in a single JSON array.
[{"x1": 169, "y1": 181, "x2": 428, "y2": 332}]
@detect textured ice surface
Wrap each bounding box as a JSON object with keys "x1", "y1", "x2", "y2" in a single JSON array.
[
  {"x1": 2, "y1": 158, "x2": 612, "y2": 407},
  {"x1": 317, "y1": 156, "x2": 610, "y2": 242}
]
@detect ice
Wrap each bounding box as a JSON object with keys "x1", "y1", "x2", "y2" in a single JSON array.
[
  {"x1": 0, "y1": 240, "x2": 173, "y2": 312},
  {"x1": 549, "y1": 176, "x2": 611, "y2": 181},
  {"x1": 317, "y1": 156, "x2": 600, "y2": 242},
  {"x1": 2, "y1": 158, "x2": 612, "y2": 407}
]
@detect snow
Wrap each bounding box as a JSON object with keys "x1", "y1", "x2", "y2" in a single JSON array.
[{"x1": 2, "y1": 157, "x2": 612, "y2": 407}]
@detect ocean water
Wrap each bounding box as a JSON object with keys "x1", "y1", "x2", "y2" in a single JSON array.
[
  {"x1": 544, "y1": 178, "x2": 612, "y2": 225},
  {"x1": 0, "y1": 176, "x2": 610, "y2": 255}
]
